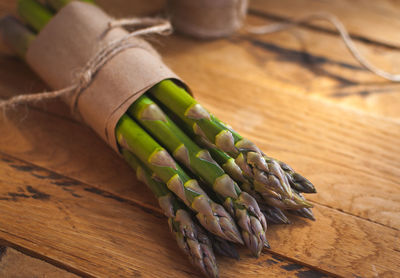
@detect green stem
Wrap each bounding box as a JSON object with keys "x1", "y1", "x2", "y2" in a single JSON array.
[
  {"x1": 149, "y1": 80, "x2": 314, "y2": 209},
  {"x1": 0, "y1": 16, "x2": 35, "y2": 59},
  {"x1": 128, "y1": 95, "x2": 241, "y2": 201},
  {"x1": 17, "y1": 0, "x2": 52, "y2": 32},
  {"x1": 121, "y1": 149, "x2": 219, "y2": 278},
  {"x1": 116, "y1": 115, "x2": 195, "y2": 201},
  {"x1": 128, "y1": 95, "x2": 268, "y2": 256},
  {"x1": 116, "y1": 114, "x2": 243, "y2": 243},
  {"x1": 12, "y1": 0, "x2": 242, "y2": 243},
  {"x1": 122, "y1": 149, "x2": 170, "y2": 199}
]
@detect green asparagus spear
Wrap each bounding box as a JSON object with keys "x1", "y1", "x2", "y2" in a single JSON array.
[
  {"x1": 15, "y1": 0, "x2": 243, "y2": 244},
  {"x1": 128, "y1": 95, "x2": 267, "y2": 256},
  {"x1": 0, "y1": 16, "x2": 35, "y2": 59},
  {"x1": 147, "y1": 80, "x2": 313, "y2": 204},
  {"x1": 116, "y1": 114, "x2": 243, "y2": 244},
  {"x1": 17, "y1": 0, "x2": 52, "y2": 32},
  {"x1": 123, "y1": 149, "x2": 240, "y2": 260},
  {"x1": 274, "y1": 157, "x2": 316, "y2": 194},
  {"x1": 207, "y1": 144, "x2": 312, "y2": 210},
  {"x1": 1, "y1": 9, "x2": 237, "y2": 273},
  {"x1": 122, "y1": 149, "x2": 219, "y2": 278},
  {"x1": 261, "y1": 206, "x2": 291, "y2": 225},
  {"x1": 210, "y1": 235, "x2": 240, "y2": 260},
  {"x1": 208, "y1": 149, "x2": 290, "y2": 223},
  {"x1": 286, "y1": 190, "x2": 316, "y2": 221},
  {"x1": 288, "y1": 208, "x2": 316, "y2": 221}
]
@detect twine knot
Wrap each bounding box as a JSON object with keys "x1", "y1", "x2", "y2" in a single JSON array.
[{"x1": 0, "y1": 17, "x2": 172, "y2": 113}]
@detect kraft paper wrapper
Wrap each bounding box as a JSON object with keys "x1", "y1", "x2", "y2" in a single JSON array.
[
  {"x1": 168, "y1": 0, "x2": 248, "y2": 39},
  {"x1": 26, "y1": 1, "x2": 180, "y2": 152}
]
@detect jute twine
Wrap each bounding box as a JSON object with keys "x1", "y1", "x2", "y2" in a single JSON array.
[
  {"x1": 1, "y1": 8, "x2": 400, "y2": 112},
  {"x1": 246, "y1": 11, "x2": 400, "y2": 82},
  {"x1": 0, "y1": 17, "x2": 172, "y2": 112},
  {"x1": 168, "y1": 0, "x2": 248, "y2": 39},
  {"x1": 169, "y1": 0, "x2": 400, "y2": 82}
]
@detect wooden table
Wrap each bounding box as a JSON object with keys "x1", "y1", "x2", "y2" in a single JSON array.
[{"x1": 0, "y1": 0, "x2": 399, "y2": 277}]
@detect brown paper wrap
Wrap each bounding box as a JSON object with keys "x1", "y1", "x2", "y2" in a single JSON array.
[
  {"x1": 168, "y1": 0, "x2": 248, "y2": 39},
  {"x1": 25, "y1": 1, "x2": 179, "y2": 152}
]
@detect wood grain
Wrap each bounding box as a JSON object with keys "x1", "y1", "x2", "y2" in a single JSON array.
[
  {"x1": 1, "y1": 62, "x2": 400, "y2": 232},
  {"x1": 160, "y1": 35, "x2": 400, "y2": 230},
  {"x1": 0, "y1": 0, "x2": 399, "y2": 277},
  {"x1": 3, "y1": 0, "x2": 400, "y2": 120},
  {"x1": 0, "y1": 69, "x2": 399, "y2": 277},
  {"x1": 242, "y1": 13, "x2": 400, "y2": 119},
  {"x1": 0, "y1": 153, "x2": 335, "y2": 278},
  {"x1": 0, "y1": 247, "x2": 78, "y2": 278},
  {"x1": 250, "y1": 0, "x2": 400, "y2": 49},
  {"x1": 2, "y1": 20, "x2": 400, "y2": 231}
]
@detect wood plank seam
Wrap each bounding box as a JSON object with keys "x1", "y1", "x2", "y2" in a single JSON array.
[
  {"x1": 266, "y1": 251, "x2": 342, "y2": 278},
  {"x1": 0, "y1": 152, "x2": 339, "y2": 277},
  {"x1": 310, "y1": 199, "x2": 400, "y2": 232},
  {"x1": 2, "y1": 104, "x2": 399, "y2": 234},
  {"x1": 5, "y1": 91, "x2": 400, "y2": 231},
  {"x1": 1, "y1": 151, "x2": 399, "y2": 277},
  {"x1": 0, "y1": 246, "x2": 6, "y2": 261},
  {"x1": 0, "y1": 150, "x2": 165, "y2": 217},
  {"x1": 0, "y1": 236, "x2": 93, "y2": 278}
]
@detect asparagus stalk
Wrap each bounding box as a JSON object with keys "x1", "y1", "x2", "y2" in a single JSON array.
[
  {"x1": 116, "y1": 114, "x2": 243, "y2": 243},
  {"x1": 210, "y1": 235, "x2": 240, "y2": 260},
  {"x1": 128, "y1": 95, "x2": 267, "y2": 256},
  {"x1": 288, "y1": 208, "x2": 316, "y2": 221},
  {"x1": 207, "y1": 143, "x2": 313, "y2": 209},
  {"x1": 208, "y1": 146, "x2": 315, "y2": 221},
  {"x1": 123, "y1": 149, "x2": 240, "y2": 259},
  {"x1": 17, "y1": 0, "x2": 52, "y2": 32},
  {"x1": 122, "y1": 149, "x2": 219, "y2": 278},
  {"x1": 0, "y1": 16, "x2": 35, "y2": 59},
  {"x1": 286, "y1": 190, "x2": 316, "y2": 221},
  {"x1": 261, "y1": 206, "x2": 291, "y2": 225},
  {"x1": 16, "y1": 0, "x2": 243, "y2": 243},
  {"x1": 274, "y1": 157, "x2": 316, "y2": 194},
  {"x1": 148, "y1": 80, "x2": 314, "y2": 209}
]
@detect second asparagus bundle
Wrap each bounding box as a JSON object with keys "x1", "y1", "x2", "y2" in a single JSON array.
[{"x1": 0, "y1": 0, "x2": 317, "y2": 276}]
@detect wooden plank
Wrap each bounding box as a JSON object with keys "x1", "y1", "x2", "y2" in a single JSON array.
[
  {"x1": 249, "y1": 0, "x2": 400, "y2": 49},
  {"x1": 0, "y1": 246, "x2": 79, "y2": 278},
  {"x1": 160, "y1": 35, "x2": 400, "y2": 229},
  {"x1": 0, "y1": 0, "x2": 399, "y2": 276},
  {"x1": 3, "y1": 1, "x2": 400, "y2": 120},
  {"x1": 0, "y1": 65, "x2": 400, "y2": 277},
  {"x1": 239, "y1": 14, "x2": 400, "y2": 119},
  {"x1": 1, "y1": 80, "x2": 400, "y2": 232},
  {"x1": 0, "y1": 32, "x2": 400, "y2": 227},
  {"x1": 2, "y1": 14, "x2": 400, "y2": 230},
  {"x1": 0, "y1": 153, "x2": 334, "y2": 278}
]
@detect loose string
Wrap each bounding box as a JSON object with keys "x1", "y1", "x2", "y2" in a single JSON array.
[
  {"x1": 0, "y1": 17, "x2": 172, "y2": 112},
  {"x1": 246, "y1": 11, "x2": 400, "y2": 82}
]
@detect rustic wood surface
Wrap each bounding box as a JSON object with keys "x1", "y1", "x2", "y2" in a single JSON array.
[
  {"x1": 246, "y1": 1, "x2": 400, "y2": 120},
  {"x1": 0, "y1": 246, "x2": 79, "y2": 278},
  {"x1": 0, "y1": 0, "x2": 399, "y2": 277}
]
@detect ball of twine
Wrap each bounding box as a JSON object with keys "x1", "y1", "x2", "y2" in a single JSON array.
[{"x1": 168, "y1": 0, "x2": 248, "y2": 39}]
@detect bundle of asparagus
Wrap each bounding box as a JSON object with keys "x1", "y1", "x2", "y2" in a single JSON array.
[{"x1": 0, "y1": 0, "x2": 317, "y2": 276}]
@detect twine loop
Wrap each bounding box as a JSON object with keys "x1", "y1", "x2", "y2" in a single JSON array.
[
  {"x1": 246, "y1": 11, "x2": 400, "y2": 82},
  {"x1": 2, "y1": 11, "x2": 400, "y2": 114},
  {"x1": 0, "y1": 17, "x2": 172, "y2": 112}
]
